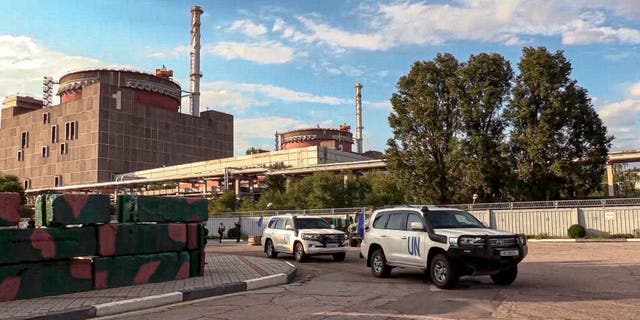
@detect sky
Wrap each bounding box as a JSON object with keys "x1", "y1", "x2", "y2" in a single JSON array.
[{"x1": 1, "y1": 0, "x2": 640, "y2": 155}]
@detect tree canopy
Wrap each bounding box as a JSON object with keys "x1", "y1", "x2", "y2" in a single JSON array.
[
  {"x1": 386, "y1": 47, "x2": 612, "y2": 203},
  {"x1": 0, "y1": 175, "x2": 25, "y2": 204}
]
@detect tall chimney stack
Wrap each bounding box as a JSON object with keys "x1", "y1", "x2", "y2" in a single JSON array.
[
  {"x1": 189, "y1": 6, "x2": 203, "y2": 117},
  {"x1": 355, "y1": 83, "x2": 363, "y2": 154}
]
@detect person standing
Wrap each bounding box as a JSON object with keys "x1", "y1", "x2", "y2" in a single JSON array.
[
  {"x1": 234, "y1": 219, "x2": 241, "y2": 242},
  {"x1": 218, "y1": 222, "x2": 225, "y2": 243}
]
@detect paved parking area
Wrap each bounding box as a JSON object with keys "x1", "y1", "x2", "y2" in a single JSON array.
[{"x1": 107, "y1": 242, "x2": 640, "y2": 320}]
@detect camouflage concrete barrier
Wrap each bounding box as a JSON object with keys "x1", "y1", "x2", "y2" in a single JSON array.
[
  {"x1": 36, "y1": 194, "x2": 111, "y2": 226},
  {"x1": 97, "y1": 223, "x2": 187, "y2": 256},
  {"x1": 187, "y1": 223, "x2": 206, "y2": 250},
  {"x1": 94, "y1": 252, "x2": 190, "y2": 289},
  {"x1": 0, "y1": 227, "x2": 96, "y2": 265},
  {"x1": 0, "y1": 192, "x2": 21, "y2": 226},
  {"x1": 0, "y1": 258, "x2": 93, "y2": 301},
  {"x1": 117, "y1": 195, "x2": 208, "y2": 223},
  {"x1": 188, "y1": 250, "x2": 205, "y2": 277}
]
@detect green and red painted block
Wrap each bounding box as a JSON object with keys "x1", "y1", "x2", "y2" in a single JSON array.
[
  {"x1": 97, "y1": 223, "x2": 187, "y2": 256},
  {"x1": 93, "y1": 252, "x2": 190, "y2": 289},
  {"x1": 0, "y1": 227, "x2": 96, "y2": 265},
  {"x1": 36, "y1": 194, "x2": 111, "y2": 227},
  {"x1": 0, "y1": 192, "x2": 21, "y2": 226},
  {"x1": 0, "y1": 258, "x2": 93, "y2": 301},
  {"x1": 117, "y1": 195, "x2": 208, "y2": 223}
]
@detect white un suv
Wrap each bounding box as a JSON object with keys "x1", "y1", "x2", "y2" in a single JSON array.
[
  {"x1": 261, "y1": 215, "x2": 349, "y2": 262},
  {"x1": 360, "y1": 206, "x2": 527, "y2": 289}
]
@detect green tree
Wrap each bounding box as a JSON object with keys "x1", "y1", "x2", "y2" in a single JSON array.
[
  {"x1": 505, "y1": 47, "x2": 612, "y2": 200},
  {"x1": 264, "y1": 162, "x2": 289, "y2": 193},
  {"x1": 255, "y1": 189, "x2": 294, "y2": 210},
  {"x1": 612, "y1": 164, "x2": 640, "y2": 197},
  {"x1": 209, "y1": 190, "x2": 238, "y2": 213},
  {"x1": 386, "y1": 54, "x2": 465, "y2": 204},
  {"x1": 245, "y1": 147, "x2": 259, "y2": 155},
  {"x1": 0, "y1": 175, "x2": 25, "y2": 204},
  {"x1": 459, "y1": 53, "x2": 513, "y2": 202},
  {"x1": 361, "y1": 171, "x2": 406, "y2": 207},
  {"x1": 301, "y1": 172, "x2": 347, "y2": 209}
]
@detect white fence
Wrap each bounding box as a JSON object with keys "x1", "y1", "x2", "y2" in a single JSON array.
[
  {"x1": 469, "y1": 206, "x2": 640, "y2": 237},
  {"x1": 207, "y1": 211, "x2": 361, "y2": 238},
  {"x1": 211, "y1": 203, "x2": 640, "y2": 238}
]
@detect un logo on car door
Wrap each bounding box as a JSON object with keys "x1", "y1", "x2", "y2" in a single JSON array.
[{"x1": 407, "y1": 236, "x2": 420, "y2": 256}]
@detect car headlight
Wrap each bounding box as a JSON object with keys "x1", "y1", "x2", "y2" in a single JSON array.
[
  {"x1": 518, "y1": 234, "x2": 527, "y2": 245},
  {"x1": 459, "y1": 236, "x2": 484, "y2": 246},
  {"x1": 302, "y1": 234, "x2": 321, "y2": 241}
]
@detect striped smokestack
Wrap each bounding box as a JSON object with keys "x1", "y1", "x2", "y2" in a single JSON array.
[
  {"x1": 355, "y1": 83, "x2": 363, "y2": 154},
  {"x1": 189, "y1": 6, "x2": 203, "y2": 117}
]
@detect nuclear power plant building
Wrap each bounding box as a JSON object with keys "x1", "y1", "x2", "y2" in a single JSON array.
[{"x1": 0, "y1": 68, "x2": 233, "y2": 189}]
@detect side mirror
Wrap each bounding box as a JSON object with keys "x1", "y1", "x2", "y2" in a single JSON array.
[
  {"x1": 285, "y1": 225, "x2": 292, "y2": 230},
  {"x1": 330, "y1": 224, "x2": 336, "y2": 229},
  {"x1": 410, "y1": 222, "x2": 424, "y2": 231}
]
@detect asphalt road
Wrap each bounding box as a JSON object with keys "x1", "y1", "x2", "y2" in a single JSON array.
[{"x1": 102, "y1": 242, "x2": 640, "y2": 320}]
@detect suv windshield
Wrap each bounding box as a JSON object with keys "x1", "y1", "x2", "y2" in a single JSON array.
[
  {"x1": 426, "y1": 210, "x2": 484, "y2": 229},
  {"x1": 295, "y1": 218, "x2": 331, "y2": 229}
]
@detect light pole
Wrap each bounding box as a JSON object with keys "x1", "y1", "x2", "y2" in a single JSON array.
[{"x1": 472, "y1": 193, "x2": 478, "y2": 209}]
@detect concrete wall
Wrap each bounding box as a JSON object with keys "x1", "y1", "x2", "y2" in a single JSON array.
[{"x1": 470, "y1": 206, "x2": 640, "y2": 237}]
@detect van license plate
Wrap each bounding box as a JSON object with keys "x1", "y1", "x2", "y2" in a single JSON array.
[
  {"x1": 500, "y1": 250, "x2": 519, "y2": 257},
  {"x1": 326, "y1": 243, "x2": 338, "y2": 248}
]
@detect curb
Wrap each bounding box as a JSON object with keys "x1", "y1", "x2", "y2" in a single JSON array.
[
  {"x1": 17, "y1": 266, "x2": 297, "y2": 320},
  {"x1": 529, "y1": 238, "x2": 640, "y2": 242},
  {"x1": 94, "y1": 292, "x2": 183, "y2": 317}
]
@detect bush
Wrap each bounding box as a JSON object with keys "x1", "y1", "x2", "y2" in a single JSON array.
[
  {"x1": 568, "y1": 224, "x2": 586, "y2": 238},
  {"x1": 227, "y1": 227, "x2": 240, "y2": 239}
]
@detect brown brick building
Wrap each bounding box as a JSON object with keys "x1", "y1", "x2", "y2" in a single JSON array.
[{"x1": 0, "y1": 68, "x2": 233, "y2": 189}]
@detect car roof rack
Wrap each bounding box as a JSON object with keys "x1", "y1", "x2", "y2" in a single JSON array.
[{"x1": 376, "y1": 204, "x2": 437, "y2": 211}]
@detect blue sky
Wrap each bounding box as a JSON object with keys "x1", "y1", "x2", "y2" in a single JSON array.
[{"x1": 2, "y1": 1, "x2": 640, "y2": 155}]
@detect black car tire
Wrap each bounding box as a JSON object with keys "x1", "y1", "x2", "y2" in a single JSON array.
[
  {"x1": 430, "y1": 253, "x2": 458, "y2": 289},
  {"x1": 294, "y1": 242, "x2": 307, "y2": 262},
  {"x1": 491, "y1": 266, "x2": 518, "y2": 285},
  {"x1": 265, "y1": 239, "x2": 278, "y2": 258},
  {"x1": 370, "y1": 248, "x2": 392, "y2": 278}
]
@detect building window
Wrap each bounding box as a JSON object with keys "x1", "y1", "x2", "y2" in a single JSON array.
[
  {"x1": 54, "y1": 175, "x2": 62, "y2": 187},
  {"x1": 17, "y1": 150, "x2": 24, "y2": 161},
  {"x1": 65, "y1": 121, "x2": 78, "y2": 140},
  {"x1": 60, "y1": 142, "x2": 68, "y2": 155},
  {"x1": 51, "y1": 125, "x2": 59, "y2": 143},
  {"x1": 43, "y1": 112, "x2": 50, "y2": 124},
  {"x1": 41, "y1": 146, "x2": 49, "y2": 158},
  {"x1": 21, "y1": 131, "x2": 29, "y2": 148},
  {"x1": 24, "y1": 179, "x2": 31, "y2": 190}
]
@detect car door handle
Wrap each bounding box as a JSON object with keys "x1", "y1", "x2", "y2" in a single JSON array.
[
  {"x1": 380, "y1": 235, "x2": 387, "y2": 238},
  {"x1": 400, "y1": 236, "x2": 407, "y2": 239}
]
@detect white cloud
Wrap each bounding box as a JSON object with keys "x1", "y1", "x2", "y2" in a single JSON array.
[
  {"x1": 234, "y1": 116, "x2": 333, "y2": 154},
  {"x1": 294, "y1": 16, "x2": 388, "y2": 50},
  {"x1": 274, "y1": 1, "x2": 640, "y2": 51},
  {"x1": 229, "y1": 19, "x2": 267, "y2": 37},
  {"x1": 147, "y1": 45, "x2": 189, "y2": 58},
  {"x1": 598, "y1": 99, "x2": 640, "y2": 150},
  {"x1": 365, "y1": 100, "x2": 392, "y2": 110},
  {"x1": 604, "y1": 52, "x2": 631, "y2": 61},
  {"x1": 206, "y1": 41, "x2": 294, "y2": 64},
  {"x1": 0, "y1": 35, "x2": 102, "y2": 99},
  {"x1": 629, "y1": 83, "x2": 640, "y2": 97},
  {"x1": 203, "y1": 80, "x2": 349, "y2": 105}
]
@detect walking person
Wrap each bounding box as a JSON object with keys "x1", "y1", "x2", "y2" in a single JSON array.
[
  {"x1": 218, "y1": 222, "x2": 225, "y2": 243},
  {"x1": 234, "y1": 219, "x2": 241, "y2": 242}
]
